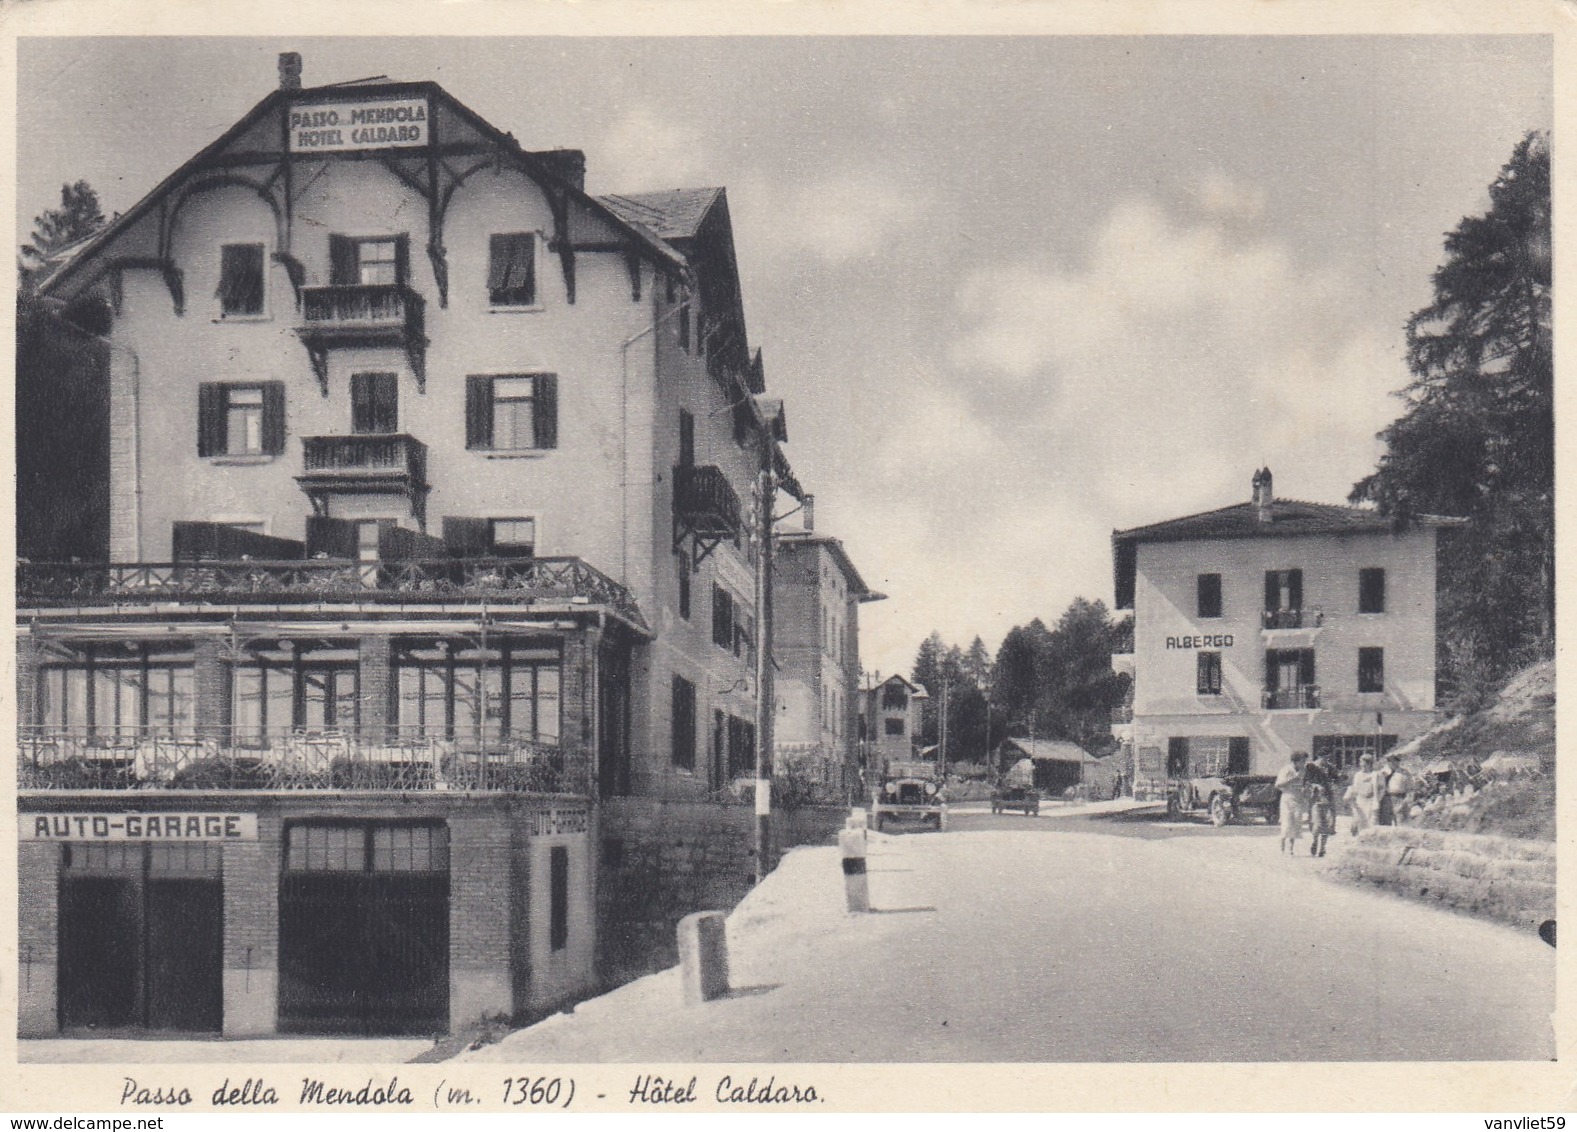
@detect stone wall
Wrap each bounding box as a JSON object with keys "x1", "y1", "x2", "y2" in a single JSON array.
[
  {"x1": 596, "y1": 799, "x2": 845, "y2": 986},
  {"x1": 1326, "y1": 826, "x2": 1554, "y2": 931}
]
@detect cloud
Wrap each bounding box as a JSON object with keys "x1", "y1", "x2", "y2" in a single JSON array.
[
  {"x1": 734, "y1": 166, "x2": 932, "y2": 265},
  {"x1": 592, "y1": 104, "x2": 712, "y2": 192}
]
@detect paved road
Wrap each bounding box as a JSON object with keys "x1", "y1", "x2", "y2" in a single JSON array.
[{"x1": 467, "y1": 818, "x2": 1554, "y2": 1063}]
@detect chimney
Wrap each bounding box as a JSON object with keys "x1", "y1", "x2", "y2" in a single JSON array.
[
  {"x1": 1252, "y1": 467, "x2": 1274, "y2": 523},
  {"x1": 278, "y1": 52, "x2": 303, "y2": 91},
  {"x1": 802, "y1": 494, "x2": 815, "y2": 533},
  {"x1": 530, "y1": 149, "x2": 586, "y2": 191}
]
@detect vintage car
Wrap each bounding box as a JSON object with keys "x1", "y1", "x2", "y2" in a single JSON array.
[
  {"x1": 872, "y1": 760, "x2": 947, "y2": 832},
  {"x1": 1169, "y1": 773, "x2": 1280, "y2": 826},
  {"x1": 990, "y1": 785, "x2": 1041, "y2": 816}
]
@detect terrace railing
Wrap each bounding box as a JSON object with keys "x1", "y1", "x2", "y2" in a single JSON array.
[
  {"x1": 18, "y1": 556, "x2": 647, "y2": 629},
  {"x1": 1262, "y1": 686, "x2": 1321, "y2": 710},
  {"x1": 1262, "y1": 608, "x2": 1323, "y2": 630},
  {"x1": 19, "y1": 727, "x2": 590, "y2": 795}
]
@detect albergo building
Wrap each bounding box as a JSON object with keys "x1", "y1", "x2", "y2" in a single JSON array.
[
  {"x1": 1110, "y1": 469, "x2": 1463, "y2": 797},
  {"x1": 18, "y1": 56, "x2": 804, "y2": 1037}
]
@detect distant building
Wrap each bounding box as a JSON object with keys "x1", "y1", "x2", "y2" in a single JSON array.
[
  {"x1": 995, "y1": 737, "x2": 1101, "y2": 795},
  {"x1": 860, "y1": 673, "x2": 928, "y2": 773},
  {"x1": 772, "y1": 519, "x2": 883, "y2": 803},
  {"x1": 1110, "y1": 468, "x2": 1464, "y2": 798}
]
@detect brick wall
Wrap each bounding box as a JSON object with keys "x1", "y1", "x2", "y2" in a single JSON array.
[
  {"x1": 359, "y1": 636, "x2": 392, "y2": 743},
  {"x1": 595, "y1": 799, "x2": 845, "y2": 986},
  {"x1": 449, "y1": 811, "x2": 516, "y2": 1027},
  {"x1": 194, "y1": 638, "x2": 227, "y2": 740},
  {"x1": 18, "y1": 842, "x2": 60, "y2": 1035}
]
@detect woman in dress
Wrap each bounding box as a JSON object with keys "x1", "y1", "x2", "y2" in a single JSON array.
[
  {"x1": 1344, "y1": 751, "x2": 1381, "y2": 835},
  {"x1": 1274, "y1": 751, "x2": 1310, "y2": 856}
]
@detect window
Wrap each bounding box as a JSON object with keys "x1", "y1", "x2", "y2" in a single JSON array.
[
  {"x1": 395, "y1": 640, "x2": 561, "y2": 746},
  {"x1": 488, "y1": 233, "x2": 537, "y2": 307},
  {"x1": 217, "y1": 243, "x2": 265, "y2": 316},
  {"x1": 229, "y1": 642, "x2": 359, "y2": 743},
  {"x1": 678, "y1": 409, "x2": 695, "y2": 468},
  {"x1": 1264, "y1": 569, "x2": 1303, "y2": 612},
  {"x1": 1358, "y1": 647, "x2": 1385, "y2": 693},
  {"x1": 712, "y1": 585, "x2": 735, "y2": 650},
  {"x1": 1196, "y1": 651, "x2": 1223, "y2": 695},
  {"x1": 285, "y1": 822, "x2": 447, "y2": 874},
  {"x1": 466, "y1": 374, "x2": 558, "y2": 451},
  {"x1": 198, "y1": 382, "x2": 285, "y2": 457},
  {"x1": 881, "y1": 682, "x2": 908, "y2": 710},
  {"x1": 885, "y1": 717, "x2": 905, "y2": 736},
  {"x1": 549, "y1": 845, "x2": 569, "y2": 951},
  {"x1": 330, "y1": 234, "x2": 407, "y2": 286},
  {"x1": 1313, "y1": 734, "x2": 1398, "y2": 770},
  {"x1": 677, "y1": 548, "x2": 691, "y2": 620},
  {"x1": 671, "y1": 675, "x2": 697, "y2": 770},
  {"x1": 1359, "y1": 567, "x2": 1386, "y2": 614},
  {"x1": 489, "y1": 518, "x2": 536, "y2": 558},
  {"x1": 679, "y1": 302, "x2": 691, "y2": 351},
  {"x1": 1264, "y1": 648, "x2": 1318, "y2": 708},
  {"x1": 726, "y1": 716, "x2": 756, "y2": 778},
  {"x1": 36, "y1": 643, "x2": 194, "y2": 740},
  {"x1": 1197, "y1": 573, "x2": 1223, "y2": 619},
  {"x1": 351, "y1": 372, "x2": 398, "y2": 434}
]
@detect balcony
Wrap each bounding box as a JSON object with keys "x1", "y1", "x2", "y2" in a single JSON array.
[
  {"x1": 298, "y1": 433, "x2": 429, "y2": 517},
  {"x1": 1262, "y1": 608, "x2": 1323, "y2": 630},
  {"x1": 296, "y1": 284, "x2": 427, "y2": 389},
  {"x1": 1262, "y1": 686, "x2": 1321, "y2": 710},
  {"x1": 19, "y1": 727, "x2": 589, "y2": 795},
  {"x1": 673, "y1": 464, "x2": 743, "y2": 564},
  {"x1": 17, "y1": 556, "x2": 648, "y2": 631}
]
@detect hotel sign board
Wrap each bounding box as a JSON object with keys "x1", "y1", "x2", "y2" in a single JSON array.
[
  {"x1": 24, "y1": 813, "x2": 259, "y2": 842},
  {"x1": 288, "y1": 97, "x2": 429, "y2": 153}
]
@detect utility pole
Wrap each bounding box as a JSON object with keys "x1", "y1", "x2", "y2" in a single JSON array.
[
  {"x1": 752, "y1": 432, "x2": 776, "y2": 885},
  {"x1": 939, "y1": 678, "x2": 950, "y2": 780}
]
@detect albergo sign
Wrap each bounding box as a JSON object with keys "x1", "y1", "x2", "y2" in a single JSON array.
[{"x1": 289, "y1": 97, "x2": 429, "y2": 152}]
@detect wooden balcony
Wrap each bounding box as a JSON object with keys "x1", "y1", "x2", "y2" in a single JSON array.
[
  {"x1": 298, "y1": 433, "x2": 428, "y2": 516},
  {"x1": 673, "y1": 464, "x2": 742, "y2": 564},
  {"x1": 19, "y1": 727, "x2": 589, "y2": 795},
  {"x1": 296, "y1": 283, "x2": 427, "y2": 389},
  {"x1": 17, "y1": 556, "x2": 648, "y2": 630}
]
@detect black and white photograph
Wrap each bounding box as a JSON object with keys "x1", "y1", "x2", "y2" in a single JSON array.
[{"x1": 6, "y1": 8, "x2": 1567, "y2": 1116}]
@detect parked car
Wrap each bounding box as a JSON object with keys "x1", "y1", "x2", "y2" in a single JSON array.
[
  {"x1": 1169, "y1": 773, "x2": 1280, "y2": 826},
  {"x1": 991, "y1": 785, "x2": 1041, "y2": 816},
  {"x1": 872, "y1": 761, "x2": 947, "y2": 832}
]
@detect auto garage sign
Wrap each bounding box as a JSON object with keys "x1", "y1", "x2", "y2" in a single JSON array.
[
  {"x1": 289, "y1": 97, "x2": 429, "y2": 152},
  {"x1": 24, "y1": 813, "x2": 259, "y2": 841}
]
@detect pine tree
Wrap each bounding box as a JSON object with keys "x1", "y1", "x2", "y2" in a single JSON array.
[{"x1": 20, "y1": 181, "x2": 106, "y2": 288}]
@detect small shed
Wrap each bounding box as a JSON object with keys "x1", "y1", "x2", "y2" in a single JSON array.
[{"x1": 996, "y1": 737, "x2": 1098, "y2": 795}]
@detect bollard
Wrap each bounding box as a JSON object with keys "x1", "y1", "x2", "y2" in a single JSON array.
[
  {"x1": 839, "y1": 827, "x2": 869, "y2": 913},
  {"x1": 677, "y1": 910, "x2": 730, "y2": 1004}
]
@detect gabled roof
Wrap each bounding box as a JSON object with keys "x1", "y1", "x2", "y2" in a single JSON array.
[
  {"x1": 39, "y1": 78, "x2": 690, "y2": 299},
  {"x1": 599, "y1": 189, "x2": 724, "y2": 242},
  {"x1": 1113, "y1": 498, "x2": 1462, "y2": 546},
  {"x1": 999, "y1": 737, "x2": 1096, "y2": 764}
]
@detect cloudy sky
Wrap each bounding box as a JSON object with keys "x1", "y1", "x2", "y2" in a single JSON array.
[{"x1": 17, "y1": 36, "x2": 1552, "y2": 676}]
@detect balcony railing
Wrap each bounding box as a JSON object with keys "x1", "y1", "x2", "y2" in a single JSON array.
[
  {"x1": 1262, "y1": 686, "x2": 1321, "y2": 710},
  {"x1": 303, "y1": 433, "x2": 427, "y2": 480},
  {"x1": 19, "y1": 727, "x2": 590, "y2": 795},
  {"x1": 1262, "y1": 608, "x2": 1323, "y2": 630},
  {"x1": 297, "y1": 284, "x2": 427, "y2": 388},
  {"x1": 18, "y1": 556, "x2": 647, "y2": 628},
  {"x1": 673, "y1": 465, "x2": 742, "y2": 539}
]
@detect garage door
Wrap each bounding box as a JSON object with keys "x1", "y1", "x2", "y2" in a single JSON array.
[
  {"x1": 278, "y1": 822, "x2": 449, "y2": 1035},
  {"x1": 58, "y1": 842, "x2": 223, "y2": 1033}
]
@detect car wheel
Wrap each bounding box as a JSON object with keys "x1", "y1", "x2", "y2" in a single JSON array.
[{"x1": 1208, "y1": 795, "x2": 1230, "y2": 827}]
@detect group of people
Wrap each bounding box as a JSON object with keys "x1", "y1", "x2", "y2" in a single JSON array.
[{"x1": 1274, "y1": 748, "x2": 1414, "y2": 856}]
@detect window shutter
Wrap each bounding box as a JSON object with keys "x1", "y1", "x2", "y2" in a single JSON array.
[
  {"x1": 442, "y1": 517, "x2": 491, "y2": 557},
  {"x1": 197, "y1": 383, "x2": 226, "y2": 456},
  {"x1": 1228, "y1": 737, "x2": 1250, "y2": 775},
  {"x1": 1264, "y1": 651, "x2": 1279, "y2": 691},
  {"x1": 394, "y1": 235, "x2": 410, "y2": 286},
  {"x1": 329, "y1": 235, "x2": 357, "y2": 286},
  {"x1": 487, "y1": 234, "x2": 510, "y2": 291},
  {"x1": 261, "y1": 382, "x2": 286, "y2": 454},
  {"x1": 533, "y1": 374, "x2": 558, "y2": 449},
  {"x1": 465, "y1": 375, "x2": 493, "y2": 449},
  {"x1": 1289, "y1": 569, "x2": 1303, "y2": 611},
  {"x1": 351, "y1": 373, "x2": 374, "y2": 432},
  {"x1": 1264, "y1": 571, "x2": 1279, "y2": 612},
  {"x1": 1299, "y1": 649, "x2": 1316, "y2": 687}
]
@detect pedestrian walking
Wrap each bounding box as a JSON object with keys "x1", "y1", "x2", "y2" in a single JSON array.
[
  {"x1": 1344, "y1": 751, "x2": 1381, "y2": 834},
  {"x1": 1274, "y1": 751, "x2": 1309, "y2": 855},
  {"x1": 1378, "y1": 751, "x2": 1413, "y2": 826},
  {"x1": 1305, "y1": 753, "x2": 1337, "y2": 857}
]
